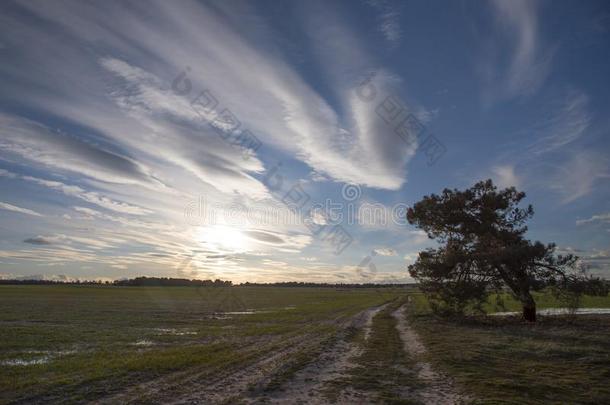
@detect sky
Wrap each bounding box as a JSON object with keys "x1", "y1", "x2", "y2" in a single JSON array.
[{"x1": 0, "y1": 0, "x2": 609, "y2": 283}]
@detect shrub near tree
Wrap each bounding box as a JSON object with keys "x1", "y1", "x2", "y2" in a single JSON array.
[{"x1": 406, "y1": 179, "x2": 607, "y2": 322}]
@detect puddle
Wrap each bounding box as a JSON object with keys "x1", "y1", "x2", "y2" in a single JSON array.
[
  {"x1": 491, "y1": 308, "x2": 610, "y2": 316},
  {"x1": 155, "y1": 328, "x2": 197, "y2": 336},
  {"x1": 223, "y1": 311, "x2": 257, "y2": 315},
  {"x1": 132, "y1": 340, "x2": 155, "y2": 346},
  {"x1": 1, "y1": 357, "x2": 50, "y2": 366},
  {"x1": 1, "y1": 348, "x2": 79, "y2": 366},
  {"x1": 208, "y1": 308, "x2": 289, "y2": 319},
  {"x1": 215, "y1": 310, "x2": 272, "y2": 316}
]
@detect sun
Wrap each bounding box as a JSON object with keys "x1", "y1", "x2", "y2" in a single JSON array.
[{"x1": 197, "y1": 225, "x2": 250, "y2": 252}]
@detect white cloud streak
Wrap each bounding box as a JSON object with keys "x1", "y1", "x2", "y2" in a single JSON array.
[
  {"x1": 482, "y1": 0, "x2": 554, "y2": 101},
  {"x1": 0, "y1": 201, "x2": 43, "y2": 217},
  {"x1": 576, "y1": 213, "x2": 610, "y2": 226}
]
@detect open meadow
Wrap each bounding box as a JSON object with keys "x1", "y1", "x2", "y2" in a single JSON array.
[
  {"x1": 1, "y1": 285, "x2": 609, "y2": 404},
  {"x1": 0, "y1": 285, "x2": 405, "y2": 403},
  {"x1": 407, "y1": 292, "x2": 610, "y2": 404}
]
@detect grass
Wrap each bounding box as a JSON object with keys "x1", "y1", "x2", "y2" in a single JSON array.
[
  {"x1": 325, "y1": 298, "x2": 421, "y2": 404},
  {"x1": 409, "y1": 290, "x2": 610, "y2": 315},
  {"x1": 407, "y1": 291, "x2": 610, "y2": 404},
  {"x1": 3, "y1": 285, "x2": 609, "y2": 404},
  {"x1": 0, "y1": 285, "x2": 402, "y2": 404}
]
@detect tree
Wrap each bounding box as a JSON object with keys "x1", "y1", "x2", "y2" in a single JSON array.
[{"x1": 406, "y1": 179, "x2": 603, "y2": 322}]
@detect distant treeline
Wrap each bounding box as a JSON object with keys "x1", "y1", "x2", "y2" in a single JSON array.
[
  {"x1": 0, "y1": 277, "x2": 413, "y2": 288},
  {"x1": 0, "y1": 279, "x2": 107, "y2": 285},
  {"x1": 115, "y1": 277, "x2": 233, "y2": 287},
  {"x1": 241, "y1": 281, "x2": 414, "y2": 288},
  {"x1": 0, "y1": 277, "x2": 232, "y2": 287}
]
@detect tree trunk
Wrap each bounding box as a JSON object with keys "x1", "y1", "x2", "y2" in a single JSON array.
[{"x1": 521, "y1": 292, "x2": 536, "y2": 322}]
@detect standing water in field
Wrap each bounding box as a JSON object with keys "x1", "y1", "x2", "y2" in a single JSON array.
[{"x1": 491, "y1": 308, "x2": 610, "y2": 316}]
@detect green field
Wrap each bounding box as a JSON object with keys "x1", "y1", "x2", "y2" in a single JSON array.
[
  {"x1": 407, "y1": 291, "x2": 610, "y2": 404},
  {"x1": 1, "y1": 285, "x2": 609, "y2": 404},
  {"x1": 0, "y1": 285, "x2": 403, "y2": 403}
]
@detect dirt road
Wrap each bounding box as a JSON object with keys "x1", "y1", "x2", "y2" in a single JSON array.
[{"x1": 97, "y1": 302, "x2": 467, "y2": 404}]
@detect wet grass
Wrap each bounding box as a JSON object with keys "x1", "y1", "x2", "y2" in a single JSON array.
[
  {"x1": 0, "y1": 285, "x2": 403, "y2": 403},
  {"x1": 409, "y1": 290, "x2": 610, "y2": 315},
  {"x1": 407, "y1": 292, "x2": 610, "y2": 404}
]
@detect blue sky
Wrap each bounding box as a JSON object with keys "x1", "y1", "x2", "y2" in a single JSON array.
[{"x1": 0, "y1": 0, "x2": 608, "y2": 283}]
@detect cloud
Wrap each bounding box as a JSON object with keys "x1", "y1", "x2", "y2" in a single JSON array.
[
  {"x1": 482, "y1": 0, "x2": 554, "y2": 100},
  {"x1": 0, "y1": 169, "x2": 17, "y2": 178},
  {"x1": 408, "y1": 230, "x2": 429, "y2": 245},
  {"x1": 309, "y1": 209, "x2": 328, "y2": 225},
  {"x1": 0, "y1": 169, "x2": 152, "y2": 215},
  {"x1": 529, "y1": 89, "x2": 591, "y2": 154},
  {"x1": 27, "y1": 175, "x2": 152, "y2": 215},
  {"x1": 548, "y1": 150, "x2": 610, "y2": 204},
  {"x1": 576, "y1": 213, "x2": 610, "y2": 226},
  {"x1": 491, "y1": 87, "x2": 600, "y2": 204},
  {"x1": 23, "y1": 236, "x2": 54, "y2": 245},
  {"x1": 0, "y1": 113, "x2": 159, "y2": 186},
  {"x1": 98, "y1": 57, "x2": 270, "y2": 200},
  {"x1": 23, "y1": 234, "x2": 117, "y2": 250},
  {"x1": 491, "y1": 165, "x2": 520, "y2": 189},
  {"x1": 0, "y1": 201, "x2": 43, "y2": 217},
  {"x1": 244, "y1": 230, "x2": 286, "y2": 245},
  {"x1": 1, "y1": 0, "x2": 421, "y2": 194},
  {"x1": 557, "y1": 247, "x2": 610, "y2": 278},
  {"x1": 0, "y1": 0, "x2": 436, "y2": 281},
  {"x1": 366, "y1": 0, "x2": 402, "y2": 45},
  {"x1": 373, "y1": 247, "x2": 397, "y2": 256},
  {"x1": 13, "y1": 274, "x2": 76, "y2": 282},
  {"x1": 403, "y1": 252, "x2": 418, "y2": 265}
]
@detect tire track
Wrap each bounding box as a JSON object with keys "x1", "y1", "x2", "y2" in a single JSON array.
[
  {"x1": 258, "y1": 304, "x2": 388, "y2": 404},
  {"x1": 392, "y1": 304, "x2": 468, "y2": 405}
]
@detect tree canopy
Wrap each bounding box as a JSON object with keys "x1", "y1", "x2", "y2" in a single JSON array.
[{"x1": 407, "y1": 179, "x2": 606, "y2": 321}]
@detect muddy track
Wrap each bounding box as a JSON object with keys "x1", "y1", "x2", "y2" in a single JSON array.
[
  {"x1": 167, "y1": 333, "x2": 327, "y2": 404},
  {"x1": 258, "y1": 304, "x2": 388, "y2": 404},
  {"x1": 94, "y1": 306, "x2": 385, "y2": 404},
  {"x1": 93, "y1": 332, "x2": 313, "y2": 405},
  {"x1": 392, "y1": 304, "x2": 468, "y2": 405}
]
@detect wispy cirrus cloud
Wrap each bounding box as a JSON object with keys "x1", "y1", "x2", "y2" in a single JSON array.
[
  {"x1": 576, "y1": 213, "x2": 610, "y2": 226},
  {"x1": 0, "y1": 201, "x2": 43, "y2": 217},
  {"x1": 365, "y1": 0, "x2": 402, "y2": 45},
  {"x1": 12, "y1": 0, "x2": 416, "y2": 192},
  {"x1": 548, "y1": 150, "x2": 610, "y2": 204},
  {"x1": 489, "y1": 88, "x2": 598, "y2": 203},
  {"x1": 24, "y1": 233, "x2": 117, "y2": 250},
  {"x1": 0, "y1": 168, "x2": 152, "y2": 216},
  {"x1": 0, "y1": 0, "x2": 605, "y2": 283},
  {"x1": 528, "y1": 89, "x2": 591, "y2": 155},
  {"x1": 0, "y1": 113, "x2": 160, "y2": 186},
  {"x1": 481, "y1": 0, "x2": 555, "y2": 101}
]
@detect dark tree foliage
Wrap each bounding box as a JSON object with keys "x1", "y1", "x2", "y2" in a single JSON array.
[
  {"x1": 113, "y1": 277, "x2": 232, "y2": 287},
  {"x1": 240, "y1": 282, "x2": 412, "y2": 288},
  {"x1": 549, "y1": 275, "x2": 609, "y2": 315},
  {"x1": 406, "y1": 179, "x2": 607, "y2": 322},
  {"x1": 0, "y1": 278, "x2": 414, "y2": 289}
]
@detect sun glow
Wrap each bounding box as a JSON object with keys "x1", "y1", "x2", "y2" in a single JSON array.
[{"x1": 197, "y1": 225, "x2": 250, "y2": 252}]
